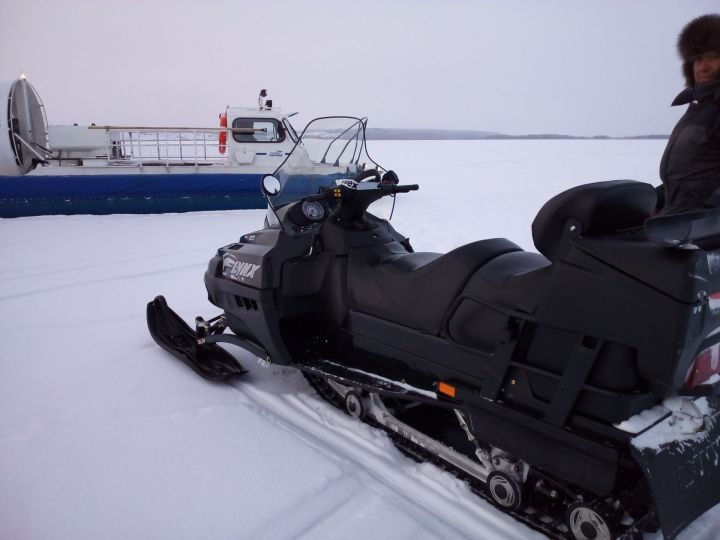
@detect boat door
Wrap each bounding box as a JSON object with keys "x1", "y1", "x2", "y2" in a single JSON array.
[{"x1": 225, "y1": 108, "x2": 295, "y2": 166}]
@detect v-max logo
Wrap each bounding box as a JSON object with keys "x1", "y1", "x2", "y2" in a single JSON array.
[{"x1": 223, "y1": 255, "x2": 260, "y2": 281}]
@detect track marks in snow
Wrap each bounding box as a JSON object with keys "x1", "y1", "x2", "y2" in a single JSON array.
[
  {"x1": 0, "y1": 247, "x2": 211, "y2": 282},
  {"x1": 0, "y1": 263, "x2": 202, "y2": 301},
  {"x1": 227, "y1": 371, "x2": 541, "y2": 540},
  {"x1": 239, "y1": 473, "x2": 360, "y2": 540}
]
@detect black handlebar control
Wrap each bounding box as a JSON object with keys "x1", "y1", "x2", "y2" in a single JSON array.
[{"x1": 379, "y1": 184, "x2": 419, "y2": 195}]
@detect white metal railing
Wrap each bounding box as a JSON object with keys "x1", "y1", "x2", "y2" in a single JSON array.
[{"x1": 88, "y1": 126, "x2": 266, "y2": 167}]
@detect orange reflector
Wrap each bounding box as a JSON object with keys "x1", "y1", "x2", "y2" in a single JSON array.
[{"x1": 437, "y1": 382, "x2": 456, "y2": 398}]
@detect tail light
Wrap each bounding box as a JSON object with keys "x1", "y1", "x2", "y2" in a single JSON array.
[{"x1": 684, "y1": 340, "x2": 720, "y2": 389}]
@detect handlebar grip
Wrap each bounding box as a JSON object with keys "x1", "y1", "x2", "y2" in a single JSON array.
[{"x1": 379, "y1": 184, "x2": 419, "y2": 194}]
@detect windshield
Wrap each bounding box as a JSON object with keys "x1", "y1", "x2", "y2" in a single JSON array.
[{"x1": 267, "y1": 116, "x2": 386, "y2": 208}]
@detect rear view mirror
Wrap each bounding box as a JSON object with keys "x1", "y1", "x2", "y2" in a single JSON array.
[{"x1": 262, "y1": 175, "x2": 281, "y2": 195}]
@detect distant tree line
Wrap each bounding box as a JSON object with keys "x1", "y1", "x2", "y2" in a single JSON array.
[{"x1": 364, "y1": 128, "x2": 669, "y2": 141}]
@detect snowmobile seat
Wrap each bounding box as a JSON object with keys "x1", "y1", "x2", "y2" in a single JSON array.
[
  {"x1": 463, "y1": 250, "x2": 552, "y2": 313},
  {"x1": 348, "y1": 238, "x2": 522, "y2": 335},
  {"x1": 532, "y1": 180, "x2": 657, "y2": 261},
  {"x1": 446, "y1": 251, "x2": 552, "y2": 353}
]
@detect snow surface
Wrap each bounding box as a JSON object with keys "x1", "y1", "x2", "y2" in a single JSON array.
[
  {"x1": 631, "y1": 397, "x2": 714, "y2": 451},
  {"x1": 614, "y1": 404, "x2": 670, "y2": 435},
  {"x1": 2, "y1": 139, "x2": 719, "y2": 539}
]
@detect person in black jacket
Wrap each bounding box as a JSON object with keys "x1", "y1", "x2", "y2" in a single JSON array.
[{"x1": 659, "y1": 14, "x2": 720, "y2": 214}]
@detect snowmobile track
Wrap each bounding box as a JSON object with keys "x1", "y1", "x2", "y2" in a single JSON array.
[
  {"x1": 226, "y1": 372, "x2": 525, "y2": 539},
  {"x1": 302, "y1": 373, "x2": 571, "y2": 540}
]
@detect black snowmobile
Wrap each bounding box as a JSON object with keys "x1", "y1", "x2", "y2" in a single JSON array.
[{"x1": 147, "y1": 116, "x2": 720, "y2": 540}]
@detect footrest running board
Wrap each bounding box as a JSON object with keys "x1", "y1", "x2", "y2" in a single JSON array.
[{"x1": 296, "y1": 358, "x2": 437, "y2": 401}]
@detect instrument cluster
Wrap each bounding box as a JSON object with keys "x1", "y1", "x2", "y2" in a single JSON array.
[{"x1": 286, "y1": 198, "x2": 328, "y2": 228}]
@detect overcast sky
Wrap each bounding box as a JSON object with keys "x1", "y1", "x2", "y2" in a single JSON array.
[{"x1": 1, "y1": 0, "x2": 718, "y2": 136}]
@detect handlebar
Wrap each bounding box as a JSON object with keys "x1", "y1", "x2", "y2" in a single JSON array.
[
  {"x1": 379, "y1": 183, "x2": 419, "y2": 195},
  {"x1": 307, "y1": 183, "x2": 419, "y2": 202},
  {"x1": 308, "y1": 181, "x2": 418, "y2": 227}
]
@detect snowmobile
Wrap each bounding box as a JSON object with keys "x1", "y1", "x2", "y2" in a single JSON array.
[{"x1": 147, "y1": 116, "x2": 720, "y2": 540}]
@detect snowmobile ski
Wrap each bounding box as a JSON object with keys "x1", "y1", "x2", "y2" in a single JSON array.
[{"x1": 146, "y1": 295, "x2": 247, "y2": 382}]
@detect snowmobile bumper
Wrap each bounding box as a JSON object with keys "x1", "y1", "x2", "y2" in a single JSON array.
[
  {"x1": 146, "y1": 296, "x2": 249, "y2": 382},
  {"x1": 630, "y1": 396, "x2": 720, "y2": 539}
]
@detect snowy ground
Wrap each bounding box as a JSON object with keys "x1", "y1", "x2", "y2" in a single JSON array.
[{"x1": 1, "y1": 139, "x2": 718, "y2": 539}]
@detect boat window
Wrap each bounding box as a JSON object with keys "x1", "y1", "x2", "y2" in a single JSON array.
[{"x1": 232, "y1": 118, "x2": 285, "y2": 143}]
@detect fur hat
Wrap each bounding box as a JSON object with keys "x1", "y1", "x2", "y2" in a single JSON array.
[{"x1": 678, "y1": 14, "x2": 720, "y2": 86}]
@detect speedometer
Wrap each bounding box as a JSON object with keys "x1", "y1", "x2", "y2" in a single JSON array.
[{"x1": 301, "y1": 200, "x2": 325, "y2": 221}]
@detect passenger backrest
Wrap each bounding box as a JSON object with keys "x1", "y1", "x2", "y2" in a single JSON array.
[{"x1": 532, "y1": 180, "x2": 657, "y2": 261}]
